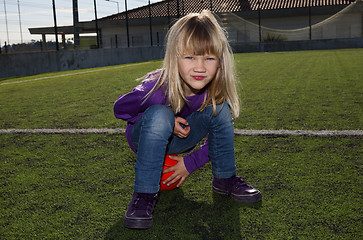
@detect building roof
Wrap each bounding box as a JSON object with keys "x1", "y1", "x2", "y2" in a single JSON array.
[
  {"x1": 101, "y1": 0, "x2": 356, "y2": 21},
  {"x1": 29, "y1": 0, "x2": 357, "y2": 36}
]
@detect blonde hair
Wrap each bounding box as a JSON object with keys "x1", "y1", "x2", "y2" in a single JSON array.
[{"x1": 145, "y1": 10, "x2": 239, "y2": 118}]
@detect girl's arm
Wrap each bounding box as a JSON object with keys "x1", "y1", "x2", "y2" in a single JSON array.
[
  {"x1": 114, "y1": 80, "x2": 160, "y2": 123},
  {"x1": 183, "y1": 138, "x2": 210, "y2": 174},
  {"x1": 114, "y1": 87, "x2": 144, "y2": 123}
]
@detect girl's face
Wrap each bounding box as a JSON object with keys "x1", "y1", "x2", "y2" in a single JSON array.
[{"x1": 178, "y1": 52, "x2": 220, "y2": 96}]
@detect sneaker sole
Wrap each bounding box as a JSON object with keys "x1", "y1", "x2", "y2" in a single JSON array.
[
  {"x1": 123, "y1": 216, "x2": 153, "y2": 229},
  {"x1": 212, "y1": 186, "x2": 262, "y2": 203}
]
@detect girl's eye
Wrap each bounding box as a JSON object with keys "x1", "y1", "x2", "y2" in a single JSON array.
[
  {"x1": 185, "y1": 56, "x2": 194, "y2": 60},
  {"x1": 206, "y1": 57, "x2": 216, "y2": 61}
]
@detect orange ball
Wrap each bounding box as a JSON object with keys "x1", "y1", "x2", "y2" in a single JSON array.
[{"x1": 160, "y1": 154, "x2": 180, "y2": 191}]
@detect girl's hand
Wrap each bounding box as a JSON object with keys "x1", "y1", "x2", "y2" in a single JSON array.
[
  {"x1": 163, "y1": 155, "x2": 190, "y2": 188},
  {"x1": 174, "y1": 116, "x2": 190, "y2": 138}
]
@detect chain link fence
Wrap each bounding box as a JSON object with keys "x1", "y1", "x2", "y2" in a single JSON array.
[{"x1": 1, "y1": 0, "x2": 361, "y2": 54}]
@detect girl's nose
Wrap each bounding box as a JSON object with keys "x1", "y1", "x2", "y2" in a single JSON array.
[{"x1": 194, "y1": 60, "x2": 206, "y2": 72}]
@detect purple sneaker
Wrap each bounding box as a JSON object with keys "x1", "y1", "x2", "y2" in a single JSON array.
[
  {"x1": 123, "y1": 192, "x2": 159, "y2": 229},
  {"x1": 212, "y1": 176, "x2": 262, "y2": 203}
]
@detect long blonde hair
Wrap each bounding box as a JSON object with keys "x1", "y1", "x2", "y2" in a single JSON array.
[{"x1": 145, "y1": 10, "x2": 239, "y2": 118}]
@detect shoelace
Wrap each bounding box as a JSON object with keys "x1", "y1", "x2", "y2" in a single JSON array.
[
  {"x1": 229, "y1": 176, "x2": 250, "y2": 194},
  {"x1": 132, "y1": 193, "x2": 157, "y2": 211}
]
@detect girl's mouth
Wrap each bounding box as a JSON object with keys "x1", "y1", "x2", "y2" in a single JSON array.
[{"x1": 192, "y1": 76, "x2": 206, "y2": 80}]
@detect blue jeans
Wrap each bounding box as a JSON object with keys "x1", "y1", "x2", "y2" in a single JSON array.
[{"x1": 130, "y1": 103, "x2": 236, "y2": 193}]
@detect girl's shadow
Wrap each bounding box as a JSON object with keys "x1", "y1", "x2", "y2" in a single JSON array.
[{"x1": 105, "y1": 188, "x2": 261, "y2": 239}]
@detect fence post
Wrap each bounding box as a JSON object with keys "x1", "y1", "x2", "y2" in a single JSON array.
[
  {"x1": 125, "y1": 0, "x2": 130, "y2": 47},
  {"x1": 148, "y1": 0, "x2": 153, "y2": 46},
  {"x1": 258, "y1": 0, "x2": 261, "y2": 42},
  {"x1": 177, "y1": 0, "x2": 180, "y2": 18},
  {"x1": 73, "y1": 0, "x2": 81, "y2": 49},
  {"x1": 94, "y1": 0, "x2": 100, "y2": 48},
  {"x1": 52, "y1": 0, "x2": 59, "y2": 51},
  {"x1": 309, "y1": 0, "x2": 312, "y2": 40}
]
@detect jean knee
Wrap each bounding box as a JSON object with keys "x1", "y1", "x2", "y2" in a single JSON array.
[
  {"x1": 205, "y1": 102, "x2": 233, "y2": 125},
  {"x1": 144, "y1": 105, "x2": 175, "y2": 132}
]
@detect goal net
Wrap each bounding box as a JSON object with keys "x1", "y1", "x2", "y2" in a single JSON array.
[{"x1": 219, "y1": 1, "x2": 362, "y2": 42}]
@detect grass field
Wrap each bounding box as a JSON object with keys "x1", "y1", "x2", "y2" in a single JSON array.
[{"x1": 1, "y1": 49, "x2": 362, "y2": 239}]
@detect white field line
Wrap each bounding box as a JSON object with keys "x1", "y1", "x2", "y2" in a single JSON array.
[
  {"x1": 0, "y1": 128, "x2": 362, "y2": 136},
  {"x1": 0, "y1": 62, "x2": 156, "y2": 86}
]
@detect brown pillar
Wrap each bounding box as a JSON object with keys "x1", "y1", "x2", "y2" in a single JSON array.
[
  {"x1": 62, "y1": 33, "x2": 67, "y2": 49},
  {"x1": 42, "y1": 34, "x2": 47, "y2": 51}
]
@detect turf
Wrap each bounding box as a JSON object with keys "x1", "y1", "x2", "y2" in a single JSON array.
[
  {"x1": 0, "y1": 49, "x2": 362, "y2": 239},
  {"x1": 234, "y1": 50, "x2": 362, "y2": 130},
  {"x1": 0, "y1": 49, "x2": 362, "y2": 130},
  {"x1": 1, "y1": 134, "x2": 361, "y2": 239},
  {"x1": 0, "y1": 61, "x2": 163, "y2": 129}
]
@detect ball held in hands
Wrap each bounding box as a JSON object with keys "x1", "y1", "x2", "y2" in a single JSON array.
[{"x1": 160, "y1": 154, "x2": 181, "y2": 191}]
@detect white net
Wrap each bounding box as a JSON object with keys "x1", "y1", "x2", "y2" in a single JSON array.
[{"x1": 220, "y1": 1, "x2": 362, "y2": 42}]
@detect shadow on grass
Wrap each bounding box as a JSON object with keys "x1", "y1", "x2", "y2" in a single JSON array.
[{"x1": 105, "y1": 188, "x2": 262, "y2": 240}]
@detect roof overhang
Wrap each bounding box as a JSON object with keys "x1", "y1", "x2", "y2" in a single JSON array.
[{"x1": 29, "y1": 21, "x2": 96, "y2": 35}]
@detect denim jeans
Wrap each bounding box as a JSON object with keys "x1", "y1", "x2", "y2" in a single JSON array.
[{"x1": 130, "y1": 103, "x2": 236, "y2": 193}]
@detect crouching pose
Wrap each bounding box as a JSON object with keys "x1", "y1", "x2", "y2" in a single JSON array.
[{"x1": 114, "y1": 10, "x2": 261, "y2": 230}]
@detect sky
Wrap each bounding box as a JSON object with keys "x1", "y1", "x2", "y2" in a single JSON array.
[{"x1": 0, "y1": 0, "x2": 163, "y2": 45}]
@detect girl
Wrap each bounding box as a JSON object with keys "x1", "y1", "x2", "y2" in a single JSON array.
[{"x1": 114, "y1": 10, "x2": 261, "y2": 230}]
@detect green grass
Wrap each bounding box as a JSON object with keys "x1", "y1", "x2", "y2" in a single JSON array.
[
  {"x1": 1, "y1": 134, "x2": 361, "y2": 239},
  {"x1": 1, "y1": 50, "x2": 362, "y2": 130},
  {"x1": 1, "y1": 49, "x2": 362, "y2": 239},
  {"x1": 235, "y1": 50, "x2": 362, "y2": 130},
  {"x1": 0, "y1": 61, "x2": 163, "y2": 129}
]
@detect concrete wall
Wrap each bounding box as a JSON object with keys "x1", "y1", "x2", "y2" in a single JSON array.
[
  {"x1": 0, "y1": 46, "x2": 165, "y2": 79},
  {"x1": 1, "y1": 38, "x2": 363, "y2": 79},
  {"x1": 231, "y1": 38, "x2": 363, "y2": 53}
]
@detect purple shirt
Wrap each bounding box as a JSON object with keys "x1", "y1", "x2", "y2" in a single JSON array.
[{"x1": 113, "y1": 72, "x2": 210, "y2": 174}]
